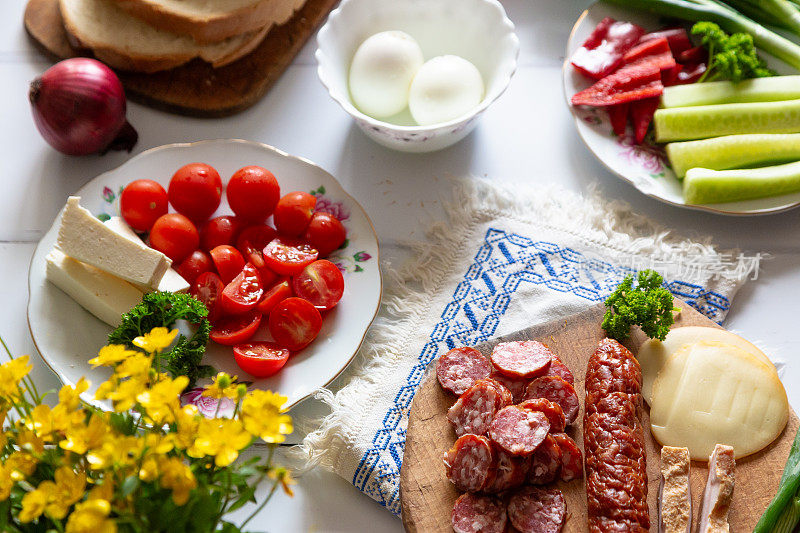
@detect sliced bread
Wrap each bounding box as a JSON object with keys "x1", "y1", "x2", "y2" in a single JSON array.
[
  {"x1": 60, "y1": 0, "x2": 268, "y2": 73},
  {"x1": 110, "y1": 0, "x2": 307, "y2": 44}
]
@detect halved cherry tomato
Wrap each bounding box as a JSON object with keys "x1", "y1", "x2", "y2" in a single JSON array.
[
  {"x1": 257, "y1": 279, "x2": 293, "y2": 316},
  {"x1": 210, "y1": 245, "x2": 245, "y2": 284},
  {"x1": 120, "y1": 179, "x2": 168, "y2": 232},
  {"x1": 273, "y1": 191, "x2": 317, "y2": 236},
  {"x1": 149, "y1": 213, "x2": 199, "y2": 263},
  {"x1": 201, "y1": 216, "x2": 241, "y2": 251},
  {"x1": 176, "y1": 249, "x2": 214, "y2": 286},
  {"x1": 304, "y1": 212, "x2": 346, "y2": 257},
  {"x1": 268, "y1": 297, "x2": 322, "y2": 351},
  {"x1": 210, "y1": 310, "x2": 262, "y2": 346},
  {"x1": 263, "y1": 237, "x2": 318, "y2": 276},
  {"x1": 226, "y1": 166, "x2": 280, "y2": 222},
  {"x1": 292, "y1": 260, "x2": 344, "y2": 311},
  {"x1": 168, "y1": 163, "x2": 222, "y2": 221},
  {"x1": 191, "y1": 271, "x2": 224, "y2": 321},
  {"x1": 220, "y1": 263, "x2": 263, "y2": 315},
  {"x1": 233, "y1": 341, "x2": 290, "y2": 378}
]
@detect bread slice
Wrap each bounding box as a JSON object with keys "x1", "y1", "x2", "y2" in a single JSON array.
[
  {"x1": 60, "y1": 0, "x2": 269, "y2": 73},
  {"x1": 110, "y1": 0, "x2": 307, "y2": 44}
]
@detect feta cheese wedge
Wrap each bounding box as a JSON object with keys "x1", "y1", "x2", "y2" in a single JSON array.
[
  {"x1": 57, "y1": 197, "x2": 171, "y2": 288},
  {"x1": 46, "y1": 249, "x2": 144, "y2": 327},
  {"x1": 103, "y1": 217, "x2": 189, "y2": 293}
]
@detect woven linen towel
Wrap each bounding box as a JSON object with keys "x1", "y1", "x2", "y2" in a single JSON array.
[{"x1": 294, "y1": 178, "x2": 760, "y2": 516}]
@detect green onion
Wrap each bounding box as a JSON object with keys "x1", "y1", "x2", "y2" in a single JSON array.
[
  {"x1": 772, "y1": 493, "x2": 800, "y2": 533},
  {"x1": 754, "y1": 427, "x2": 800, "y2": 532}
]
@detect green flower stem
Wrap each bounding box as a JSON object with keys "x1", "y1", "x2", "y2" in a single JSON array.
[{"x1": 238, "y1": 478, "x2": 280, "y2": 530}]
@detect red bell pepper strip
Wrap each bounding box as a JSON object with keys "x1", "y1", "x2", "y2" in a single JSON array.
[
  {"x1": 571, "y1": 63, "x2": 663, "y2": 107},
  {"x1": 639, "y1": 28, "x2": 692, "y2": 56},
  {"x1": 677, "y1": 46, "x2": 707, "y2": 65},
  {"x1": 675, "y1": 62, "x2": 707, "y2": 84},
  {"x1": 606, "y1": 103, "x2": 630, "y2": 136},
  {"x1": 571, "y1": 17, "x2": 645, "y2": 80},
  {"x1": 630, "y1": 97, "x2": 660, "y2": 144},
  {"x1": 662, "y1": 63, "x2": 683, "y2": 86},
  {"x1": 623, "y1": 37, "x2": 677, "y2": 72}
]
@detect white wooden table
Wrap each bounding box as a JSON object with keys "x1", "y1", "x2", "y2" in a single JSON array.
[{"x1": 3, "y1": 0, "x2": 800, "y2": 530}]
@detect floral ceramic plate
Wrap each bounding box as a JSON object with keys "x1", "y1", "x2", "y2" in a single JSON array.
[
  {"x1": 563, "y1": 2, "x2": 800, "y2": 215},
  {"x1": 28, "y1": 139, "x2": 381, "y2": 414}
]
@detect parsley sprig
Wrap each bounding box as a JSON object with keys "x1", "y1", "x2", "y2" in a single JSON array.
[
  {"x1": 692, "y1": 21, "x2": 774, "y2": 82},
  {"x1": 602, "y1": 270, "x2": 678, "y2": 341}
]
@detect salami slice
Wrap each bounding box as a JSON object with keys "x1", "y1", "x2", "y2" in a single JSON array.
[
  {"x1": 451, "y1": 493, "x2": 507, "y2": 533},
  {"x1": 489, "y1": 370, "x2": 528, "y2": 403},
  {"x1": 589, "y1": 516, "x2": 649, "y2": 533},
  {"x1": 484, "y1": 378, "x2": 514, "y2": 408},
  {"x1": 483, "y1": 445, "x2": 530, "y2": 493},
  {"x1": 552, "y1": 432, "x2": 583, "y2": 482},
  {"x1": 444, "y1": 434, "x2": 497, "y2": 492},
  {"x1": 523, "y1": 376, "x2": 580, "y2": 424},
  {"x1": 437, "y1": 347, "x2": 493, "y2": 396},
  {"x1": 545, "y1": 356, "x2": 575, "y2": 385},
  {"x1": 518, "y1": 398, "x2": 566, "y2": 433},
  {"x1": 488, "y1": 406, "x2": 550, "y2": 456},
  {"x1": 507, "y1": 486, "x2": 567, "y2": 533},
  {"x1": 490, "y1": 341, "x2": 553, "y2": 379},
  {"x1": 528, "y1": 434, "x2": 561, "y2": 485},
  {"x1": 447, "y1": 379, "x2": 503, "y2": 437}
]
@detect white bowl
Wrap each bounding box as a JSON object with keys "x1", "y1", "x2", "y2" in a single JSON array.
[{"x1": 316, "y1": 0, "x2": 519, "y2": 153}]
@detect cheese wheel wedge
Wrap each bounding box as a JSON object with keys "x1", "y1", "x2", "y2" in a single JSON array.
[
  {"x1": 650, "y1": 341, "x2": 788, "y2": 460},
  {"x1": 638, "y1": 326, "x2": 774, "y2": 405}
]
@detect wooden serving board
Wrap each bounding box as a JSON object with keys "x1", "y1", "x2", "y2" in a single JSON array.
[
  {"x1": 400, "y1": 300, "x2": 799, "y2": 532},
  {"x1": 23, "y1": 0, "x2": 338, "y2": 117}
]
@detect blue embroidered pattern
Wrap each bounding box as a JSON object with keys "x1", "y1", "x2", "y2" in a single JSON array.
[{"x1": 353, "y1": 228, "x2": 730, "y2": 515}]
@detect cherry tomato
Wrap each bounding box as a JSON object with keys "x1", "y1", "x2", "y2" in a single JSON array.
[
  {"x1": 257, "y1": 279, "x2": 293, "y2": 316},
  {"x1": 262, "y1": 237, "x2": 319, "y2": 276},
  {"x1": 220, "y1": 263, "x2": 264, "y2": 315},
  {"x1": 210, "y1": 245, "x2": 245, "y2": 284},
  {"x1": 168, "y1": 163, "x2": 223, "y2": 221},
  {"x1": 120, "y1": 179, "x2": 168, "y2": 232},
  {"x1": 273, "y1": 191, "x2": 317, "y2": 236},
  {"x1": 175, "y1": 249, "x2": 214, "y2": 286},
  {"x1": 268, "y1": 297, "x2": 322, "y2": 351},
  {"x1": 247, "y1": 251, "x2": 278, "y2": 289},
  {"x1": 304, "y1": 212, "x2": 347, "y2": 257},
  {"x1": 210, "y1": 310, "x2": 262, "y2": 346},
  {"x1": 191, "y1": 271, "x2": 224, "y2": 322},
  {"x1": 233, "y1": 342, "x2": 290, "y2": 378},
  {"x1": 149, "y1": 213, "x2": 199, "y2": 263},
  {"x1": 292, "y1": 260, "x2": 344, "y2": 311},
  {"x1": 201, "y1": 216, "x2": 242, "y2": 251},
  {"x1": 226, "y1": 166, "x2": 280, "y2": 222},
  {"x1": 236, "y1": 225, "x2": 277, "y2": 258}
]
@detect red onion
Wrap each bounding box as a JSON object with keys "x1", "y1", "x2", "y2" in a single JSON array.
[{"x1": 28, "y1": 58, "x2": 138, "y2": 156}]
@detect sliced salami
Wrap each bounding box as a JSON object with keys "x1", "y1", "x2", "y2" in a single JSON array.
[
  {"x1": 490, "y1": 341, "x2": 553, "y2": 379},
  {"x1": 484, "y1": 378, "x2": 514, "y2": 408},
  {"x1": 451, "y1": 493, "x2": 507, "y2": 533},
  {"x1": 483, "y1": 445, "x2": 530, "y2": 493},
  {"x1": 507, "y1": 486, "x2": 567, "y2": 533},
  {"x1": 489, "y1": 370, "x2": 528, "y2": 403},
  {"x1": 488, "y1": 406, "x2": 550, "y2": 456},
  {"x1": 552, "y1": 432, "x2": 583, "y2": 482},
  {"x1": 443, "y1": 434, "x2": 497, "y2": 492},
  {"x1": 545, "y1": 356, "x2": 575, "y2": 385},
  {"x1": 527, "y1": 434, "x2": 561, "y2": 485},
  {"x1": 437, "y1": 347, "x2": 493, "y2": 396},
  {"x1": 518, "y1": 398, "x2": 566, "y2": 433},
  {"x1": 447, "y1": 379, "x2": 503, "y2": 437},
  {"x1": 523, "y1": 376, "x2": 580, "y2": 424},
  {"x1": 589, "y1": 516, "x2": 649, "y2": 533}
]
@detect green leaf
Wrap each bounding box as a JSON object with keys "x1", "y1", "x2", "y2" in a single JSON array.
[
  {"x1": 121, "y1": 475, "x2": 140, "y2": 497},
  {"x1": 97, "y1": 213, "x2": 111, "y2": 222},
  {"x1": 226, "y1": 485, "x2": 258, "y2": 513}
]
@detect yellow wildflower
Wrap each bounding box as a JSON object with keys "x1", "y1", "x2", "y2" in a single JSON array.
[
  {"x1": 158, "y1": 456, "x2": 196, "y2": 505},
  {"x1": 86, "y1": 435, "x2": 141, "y2": 470},
  {"x1": 268, "y1": 467, "x2": 296, "y2": 497},
  {"x1": 0, "y1": 355, "x2": 31, "y2": 397},
  {"x1": 173, "y1": 404, "x2": 199, "y2": 450},
  {"x1": 87, "y1": 479, "x2": 113, "y2": 501},
  {"x1": 65, "y1": 499, "x2": 116, "y2": 533},
  {"x1": 89, "y1": 345, "x2": 139, "y2": 367},
  {"x1": 188, "y1": 418, "x2": 252, "y2": 467},
  {"x1": 240, "y1": 390, "x2": 293, "y2": 444},
  {"x1": 0, "y1": 464, "x2": 13, "y2": 501},
  {"x1": 60, "y1": 413, "x2": 107, "y2": 455},
  {"x1": 54, "y1": 466, "x2": 86, "y2": 509},
  {"x1": 138, "y1": 455, "x2": 159, "y2": 482},
  {"x1": 202, "y1": 372, "x2": 239, "y2": 400},
  {"x1": 19, "y1": 485, "x2": 48, "y2": 522},
  {"x1": 133, "y1": 327, "x2": 178, "y2": 353},
  {"x1": 7, "y1": 450, "x2": 38, "y2": 481},
  {"x1": 137, "y1": 375, "x2": 188, "y2": 425},
  {"x1": 58, "y1": 378, "x2": 90, "y2": 411},
  {"x1": 113, "y1": 353, "x2": 152, "y2": 380},
  {"x1": 16, "y1": 426, "x2": 44, "y2": 454},
  {"x1": 96, "y1": 375, "x2": 146, "y2": 412}
]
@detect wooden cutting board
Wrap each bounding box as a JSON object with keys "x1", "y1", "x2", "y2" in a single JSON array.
[
  {"x1": 23, "y1": 0, "x2": 338, "y2": 117},
  {"x1": 400, "y1": 300, "x2": 799, "y2": 532}
]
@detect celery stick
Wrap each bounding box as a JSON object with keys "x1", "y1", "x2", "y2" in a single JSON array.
[
  {"x1": 684, "y1": 161, "x2": 800, "y2": 203},
  {"x1": 654, "y1": 99, "x2": 800, "y2": 142},
  {"x1": 661, "y1": 76, "x2": 800, "y2": 108},
  {"x1": 666, "y1": 133, "x2": 800, "y2": 177}
]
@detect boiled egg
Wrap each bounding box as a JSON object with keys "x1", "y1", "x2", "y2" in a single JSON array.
[
  {"x1": 349, "y1": 31, "x2": 424, "y2": 119},
  {"x1": 409, "y1": 55, "x2": 484, "y2": 126}
]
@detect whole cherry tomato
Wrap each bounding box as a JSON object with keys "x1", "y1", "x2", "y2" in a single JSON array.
[
  {"x1": 226, "y1": 166, "x2": 280, "y2": 222},
  {"x1": 304, "y1": 212, "x2": 347, "y2": 257},
  {"x1": 168, "y1": 163, "x2": 223, "y2": 221},
  {"x1": 120, "y1": 179, "x2": 168, "y2": 232},
  {"x1": 273, "y1": 191, "x2": 317, "y2": 236},
  {"x1": 175, "y1": 249, "x2": 214, "y2": 286},
  {"x1": 149, "y1": 213, "x2": 199, "y2": 263}
]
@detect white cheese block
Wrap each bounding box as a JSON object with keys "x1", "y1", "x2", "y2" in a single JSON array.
[
  {"x1": 57, "y1": 197, "x2": 171, "y2": 288},
  {"x1": 696, "y1": 444, "x2": 735, "y2": 533},
  {"x1": 103, "y1": 217, "x2": 189, "y2": 293},
  {"x1": 46, "y1": 249, "x2": 144, "y2": 327},
  {"x1": 650, "y1": 341, "x2": 788, "y2": 460},
  {"x1": 638, "y1": 326, "x2": 774, "y2": 405},
  {"x1": 658, "y1": 446, "x2": 691, "y2": 533}
]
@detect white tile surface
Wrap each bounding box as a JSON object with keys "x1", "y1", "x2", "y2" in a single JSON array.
[{"x1": 4, "y1": 0, "x2": 800, "y2": 530}]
